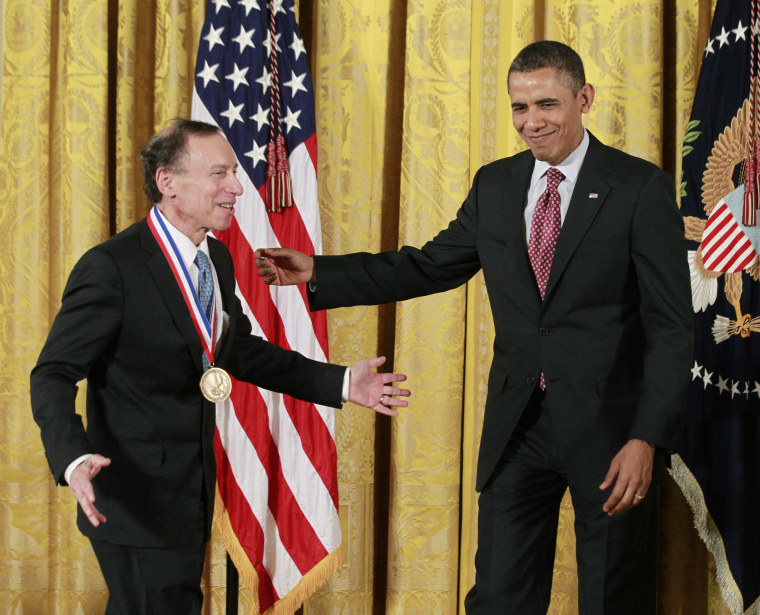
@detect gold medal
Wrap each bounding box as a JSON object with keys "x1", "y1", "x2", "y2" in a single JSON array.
[{"x1": 200, "y1": 366, "x2": 232, "y2": 402}]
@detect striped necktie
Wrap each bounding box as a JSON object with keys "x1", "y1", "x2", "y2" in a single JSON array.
[{"x1": 195, "y1": 250, "x2": 214, "y2": 370}]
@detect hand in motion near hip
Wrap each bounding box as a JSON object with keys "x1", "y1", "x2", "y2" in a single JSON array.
[
  {"x1": 255, "y1": 247, "x2": 314, "y2": 286},
  {"x1": 349, "y1": 356, "x2": 410, "y2": 417},
  {"x1": 70, "y1": 454, "x2": 112, "y2": 527}
]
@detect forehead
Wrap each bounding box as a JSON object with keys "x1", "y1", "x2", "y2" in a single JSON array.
[
  {"x1": 183, "y1": 133, "x2": 236, "y2": 169},
  {"x1": 507, "y1": 67, "x2": 574, "y2": 100}
]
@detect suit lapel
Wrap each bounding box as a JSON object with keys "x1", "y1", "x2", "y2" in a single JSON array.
[
  {"x1": 503, "y1": 153, "x2": 543, "y2": 306},
  {"x1": 543, "y1": 136, "x2": 612, "y2": 302},
  {"x1": 139, "y1": 220, "x2": 204, "y2": 369}
]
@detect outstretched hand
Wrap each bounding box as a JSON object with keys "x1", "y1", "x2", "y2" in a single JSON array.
[
  {"x1": 69, "y1": 454, "x2": 111, "y2": 527},
  {"x1": 599, "y1": 439, "x2": 655, "y2": 515},
  {"x1": 349, "y1": 356, "x2": 410, "y2": 416},
  {"x1": 255, "y1": 248, "x2": 314, "y2": 286}
]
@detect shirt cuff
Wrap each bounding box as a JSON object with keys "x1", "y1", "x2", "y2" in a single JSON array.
[
  {"x1": 342, "y1": 367, "x2": 350, "y2": 403},
  {"x1": 64, "y1": 454, "x2": 92, "y2": 485}
]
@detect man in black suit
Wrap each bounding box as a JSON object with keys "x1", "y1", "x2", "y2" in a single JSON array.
[
  {"x1": 30, "y1": 119, "x2": 410, "y2": 614},
  {"x1": 255, "y1": 42, "x2": 693, "y2": 614}
]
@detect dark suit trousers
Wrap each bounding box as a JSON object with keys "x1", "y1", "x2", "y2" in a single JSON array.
[
  {"x1": 90, "y1": 537, "x2": 206, "y2": 615},
  {"x1": 464, "y1": 390, "x2": 659, "y2": 615},
  {"x1": 89, "y1": 498, "x2": 207, "y2": 615}
]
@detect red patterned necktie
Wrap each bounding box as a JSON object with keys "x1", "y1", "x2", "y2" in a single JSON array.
[{"x1": 528, "y1": 167, "x2": 564, "y2": 389}]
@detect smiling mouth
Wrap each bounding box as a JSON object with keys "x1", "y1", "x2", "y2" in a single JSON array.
[
  {"x1": 527, "y1": 133, "x2": 553, "y2": 142},
  {"x1": 218, "y1": 203, "x2": 234, "y2": 210}
]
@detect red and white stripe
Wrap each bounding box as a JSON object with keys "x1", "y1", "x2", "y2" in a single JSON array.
[
  {"x1": 701, "y1": 200, "x2": 758, "y2": 272},
  {"x1": 192, "y1": 92, "x2": 339, "y2": 612}
]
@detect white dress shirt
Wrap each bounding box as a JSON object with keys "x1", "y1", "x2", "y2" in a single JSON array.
[{"x1": 523, "y1": 129, "x2": 590, "y2": 242}]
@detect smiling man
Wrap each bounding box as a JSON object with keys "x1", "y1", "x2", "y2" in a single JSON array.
[
  {"x1": 30, "y1": 119, "x2": 410, "y2": 614},
  {"x1": 254, "y1": 42, "x2": 693, "y2": 615}
]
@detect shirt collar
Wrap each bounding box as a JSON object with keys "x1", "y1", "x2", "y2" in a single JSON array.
[
  {"x1": 530, "y1": 129, "x2": 590, "y2": 189},
  {"x1": 153, "y1": 206, "x2": 210, "y2": 269}
]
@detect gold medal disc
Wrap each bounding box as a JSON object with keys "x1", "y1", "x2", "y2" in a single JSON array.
[{"x1": 200, "y1": 366, "x2": 232, "y2": 402}]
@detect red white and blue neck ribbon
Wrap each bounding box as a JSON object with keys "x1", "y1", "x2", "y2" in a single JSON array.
[{"x1": 147, "y1": 205, "x2": 217, "y2": 366}]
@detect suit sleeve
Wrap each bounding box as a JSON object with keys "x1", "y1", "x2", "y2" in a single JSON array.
[
  {"x1": 309, "y1": 170, "x2": 485, "y2": 310},
  {"x1": 30, "y1": 248, "x2": 124, "y2": 484},
  {"x1": 627, "y1": 167, "x2": 694, "y2": 448}
]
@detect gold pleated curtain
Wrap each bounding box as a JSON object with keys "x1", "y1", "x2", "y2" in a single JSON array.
[{"x1": 0, "y1": 0, "x2": 735, "y2": 613}]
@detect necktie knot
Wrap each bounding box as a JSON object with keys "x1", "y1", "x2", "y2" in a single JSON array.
[{"x1": 545, "y1": 167, "x2": 564, "y2": 190}]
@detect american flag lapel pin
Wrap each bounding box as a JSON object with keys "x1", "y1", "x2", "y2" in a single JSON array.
[{"x1": 589, "y1": 192, "x2": 599, "y2": 199}]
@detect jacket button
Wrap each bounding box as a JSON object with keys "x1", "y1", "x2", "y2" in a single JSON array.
[
  {"x1": 525, "y1": 376, "x2": 535, "y2": 384},
  {"x1": 538, "y1": 327, "x2": 550, "y2": 336}
]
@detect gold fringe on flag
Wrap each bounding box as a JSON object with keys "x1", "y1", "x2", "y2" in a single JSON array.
[
  {"x1": 214, "y1": 488, "x2": 344, "y2": 615},
  {"x1": 670, "y1": 455, "x2": 747, "y2": 615}
]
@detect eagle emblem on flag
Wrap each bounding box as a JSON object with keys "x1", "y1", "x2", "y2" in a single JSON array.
[{"x1": 685, "y1": 99, "x2": 760, "y2": 344}]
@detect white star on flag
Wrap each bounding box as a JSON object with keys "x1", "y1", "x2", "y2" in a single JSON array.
[
  {"x1": 283, "y1": 106, "x2": 301, "y2": 133},
  {"x1": 716, "y1": 26, "x2": 731, "y2": 47},
  {"x1": 245, "y1": 140, "x2": 267, "y2": 166},
  {"x1": 263, "y1": 31, "x2": 281, "y2": 56},
  {"x1": 196, "y1": 61, "x2": 219, "y2": 88},
  {"x1": 219, "y1": 100, "x2": 244, "y2": 126},
  {"x1": 290, "y1": 35, "x2": 306, "y2": 60},
  {"x1": 733, "y1": 20, "x2": 747, "y2": 41},
  {"x1": 255, "y1": 66, "x2": 272, "y2": 92},
  {"x1": 211, "y1": 0, "x2": 231, "y2": 13},
  {"x1": 249, "y1": 103, "x2": 270, "y2": 131},
  {"x1": 239, "y1": 0, "x2": 260, "y2": 15},
  {"x1": 204, "y1": 25, "x2": 225, "y2": 51},
  {"x1": 225, "y1": 63, "x2": 249, "y2": 91},
  {"x1": 284, "y1": 71, "x2": 307, "y2": 96},
  {"x1": 231, "y1": 25, "x2": 256, "y2": 52}
]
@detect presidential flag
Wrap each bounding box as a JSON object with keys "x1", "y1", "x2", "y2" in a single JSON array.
[
  {"x1": 676, "y1": 0, "x2": 760, "y2": 612},
  {"x1": 191, "y1": 1, "x2": 341, "y2": 612}
]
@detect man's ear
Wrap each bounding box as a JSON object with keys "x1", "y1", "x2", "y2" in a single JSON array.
[
  {"x1": 155, "y1": 167, "x2": 174, "y2": 198},
  {"x1": 579, "y1": 83, "x2": 595, "y2": 114}
]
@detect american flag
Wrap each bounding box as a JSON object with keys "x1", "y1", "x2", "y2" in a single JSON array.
[{"x1": 191, "y1": 1, "x2": 341, "y2": 612}]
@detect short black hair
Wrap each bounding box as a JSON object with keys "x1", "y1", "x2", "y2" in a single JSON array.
[
  {"x1": 139, "y1": 118, "x2": 221, "y2": 204},
  {"x1": 508, "y1": 41, "x2": 586, "y2": 94}
]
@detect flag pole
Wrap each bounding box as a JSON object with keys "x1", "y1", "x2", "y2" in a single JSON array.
[{"x1": 226, "y1": 553, "x2": 239, "y2": 615}]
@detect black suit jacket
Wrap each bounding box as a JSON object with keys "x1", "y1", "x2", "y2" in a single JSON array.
[
  {"x1": 31, "y1": 217, "x2": 345, "y2": 547},
  {"x1": 310, "y1": 134, "x2": 693, "y2": 492}
]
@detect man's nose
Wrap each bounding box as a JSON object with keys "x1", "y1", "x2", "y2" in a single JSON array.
[
  {"x1": 524, "y1": 107, "x2": 544, "y2": 129},
  {"x1": 228, "y1": 173, "x2": 244, "y2": 196}
]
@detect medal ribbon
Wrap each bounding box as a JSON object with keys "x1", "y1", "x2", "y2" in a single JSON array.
[{"x1": 147, "y1": 206, "x2": 217, "y2": 366}]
